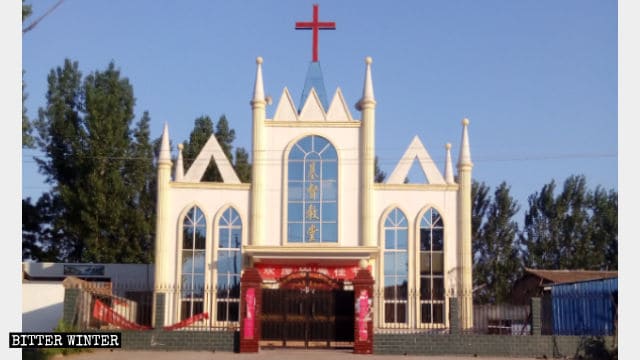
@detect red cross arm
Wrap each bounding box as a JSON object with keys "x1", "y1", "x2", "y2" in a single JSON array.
[
  {"x1": 295, "y1": 22, "x2": 336, "y2": 30},
  {"x1": 295, "y1": 4, "x2": 336, "y2": 62}
]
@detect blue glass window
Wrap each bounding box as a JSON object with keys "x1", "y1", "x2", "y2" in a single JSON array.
[
  {"x1": 217, "y1": 207, "x2": 242, "y2": 322},
  {"x1": 383, "y1": 208, "x2": 408, "y2": 324},
  {"x1": 287, "y1": 135, "x2": 338, "y2": 243},
  {"x1": 419, "y1": 208, "x2": 445, "y2": 324},
  {"x1": 181, "y1": 206, "x2": 206, "y2": 320}
]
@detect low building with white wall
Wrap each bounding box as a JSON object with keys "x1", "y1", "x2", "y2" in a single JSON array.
[{"x1": 22, "y1": 262, "x2": 154, "y2": 331}]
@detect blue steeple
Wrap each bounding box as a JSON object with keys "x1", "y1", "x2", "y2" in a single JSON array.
[{"x1": 299, "y1": 61, "x2": 330, "y2": 112}]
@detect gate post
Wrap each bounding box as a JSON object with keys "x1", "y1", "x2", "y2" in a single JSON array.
[
  {"x1": 352, "y1": 263, "x2": 374, "y2": 354},
  {"x1": 239, "y1": 267, "x2": 262, "y2": 353}
]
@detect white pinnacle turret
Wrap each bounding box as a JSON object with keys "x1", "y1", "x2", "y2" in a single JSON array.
[
  {"x1": 457, "y1": 118, "x2": 473, "y2": 168},
  {"x1": 356, "y1": 56, "x2": 376, "y2": 111},
  {"x1": 456, "y1": 117, "x2": 474, "y2": 329},
  {"x1": 159, "y1": 122, "x2": 171, "y2": 165},
  {"x1": 444, "y1": 143, "x2": 454, "y2": 184},
  {"x1": 358, "y1": 56, "x2": 377, "y2": 246},
  {"x1": 175, "y1": 143, "x2": 184, "y2": 181},
  {"x1": 250, "y1": 56, "x2": 267, "y2": 246},
  {"x1": 154, "y1": 121, "x2": 174, "y2": 325},
  {"x1": 252, "y1": 56, "x2": 265, "y2": 105}
]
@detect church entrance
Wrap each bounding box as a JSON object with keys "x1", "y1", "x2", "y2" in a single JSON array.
[{"x1": 260, "y1": 271, "x2": 354, "y2": 348}]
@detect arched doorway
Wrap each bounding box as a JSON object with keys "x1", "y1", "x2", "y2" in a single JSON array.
[{"x1": 261, "y1": 271, "x2": 354, "y2": 348}]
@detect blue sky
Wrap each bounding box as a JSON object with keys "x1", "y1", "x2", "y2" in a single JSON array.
[
  {"x1": 6, "y1": 2, "x2": 640, "y2": 357},
  {"x1": 21, "y1": 0, "x2": 617, "y2": 217}
]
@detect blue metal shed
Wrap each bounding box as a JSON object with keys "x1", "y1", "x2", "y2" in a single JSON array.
[{"x1": 550, "y1": 277, "x2": 617, "y2": 335}]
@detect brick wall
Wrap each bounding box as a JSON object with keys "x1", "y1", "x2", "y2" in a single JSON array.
[
  {"x1": 119, "y1": 330, "x2": 238, "y2": 352},
  {"x1": 374, "y1": 296, "x2": 615, "y2": 358},
  {"x1": 62, "y1": 288, "x2": 615, "y2": 357},
  {"x1": 373, "y1": 333, "x2": 616, "y2": 358},
  {"x1": 63, "y1": 288, "x2": 81, "y2": 325}
]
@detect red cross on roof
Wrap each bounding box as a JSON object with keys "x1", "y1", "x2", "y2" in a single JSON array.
[{"x1": 295, "y1": 4, "x2": 336, "y2": 62}]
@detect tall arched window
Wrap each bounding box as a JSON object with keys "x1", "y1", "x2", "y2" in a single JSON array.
[
  {"x1": 287, "y1": 135, "x2": 338, "y2": 243},
  {"x1": 181, "y1": 206, "x2": 206, "y2": 320},
  {"x1": 419, "y1": 208, "x2": 445, "y2": 324},
  {"x1": 383, "y1": 208, "x2": 408, "y2": 324},
  {"x1": 216, "y1": 207, "x2": 242, "y2": 322}
]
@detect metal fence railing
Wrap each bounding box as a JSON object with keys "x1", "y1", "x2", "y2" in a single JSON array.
[
  {"x1": 372, "y1": 287, "x2": 452, "y2": 334},
  {"x1": 69, "y1": 282, "x2": 240, "y2": 332},
  {"x1": 473, "y1": 304, "x2": 531, "y2": 335},
  {"x1": 66, "y1": 281, "x2": 616, "y2": 337},
  {"x1": 371, "y1": 287, "x2": 531, "y2": 335}
]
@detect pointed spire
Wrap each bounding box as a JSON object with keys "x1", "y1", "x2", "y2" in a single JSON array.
[
  {"x1": 252, "y1": 56, "x2": 265, "y2": 105},
  {"x1": 457, "y1": 118, "x2": 473, "y2": 167},
  {"x1": 175, "y1": 143, "x2": 184, "y2": 181},
  {"x1": 159, "y1": 122, "x2": 171, "y2": 165},
  {"x1": 300, "y1": 62, "x2": 330, "y2": 112},
  {"x1": 356, "y1": 56, "x2": 376, "y2": 111},
  {"x1": 445, "y1": 143, "x2": 454, "y2": 184}
]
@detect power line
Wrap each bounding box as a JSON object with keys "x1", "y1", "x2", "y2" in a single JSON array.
[
  {"x1": 22, "y1": 0, "x2": 65, "y2": 34},
  {"x1": 20, "y1": 151, "x2": 617, "y2": 164}
]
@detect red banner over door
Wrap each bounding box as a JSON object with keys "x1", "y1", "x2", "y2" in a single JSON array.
[{"x1": 255, "y1": 263, "x2": 369, "y2": 281}]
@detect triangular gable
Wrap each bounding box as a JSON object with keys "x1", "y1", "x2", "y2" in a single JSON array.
[
  {"x1": 386, "y1": 136, "x2": 446, "y2": 185},
  {"x1": 325, "y1": 87, "x2": 353, "y2": 122},
  {"x1": 183, "y1": 135, "x2": 240, "y2": 184},
  {"x1": 299, "y1": 88, "x2": 326, "y2": 121},
  {"x1": 272, "y1": 87, "x2": 298, "y2": 121}
]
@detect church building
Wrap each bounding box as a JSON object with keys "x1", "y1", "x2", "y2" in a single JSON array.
[{"x1": 152, "y1": 4, "x2": 474, "y2": 348}]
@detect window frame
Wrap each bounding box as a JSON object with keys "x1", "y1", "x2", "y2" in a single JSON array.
[
  {"x1": 417, "y1": 207, "x2": 446, "y2": 328},
  {"x1": 179, "y1": 205, "x2": 207, "y2": 322},
  {"x1": 285, "y1": 135, "x2": 339, "y2": 244},
  {"x1": 214, "y1": 206, "x2": 243, "y2": 325},
  {"x1": 381, "y1": 207, "x2": 410, "y2": 327}
]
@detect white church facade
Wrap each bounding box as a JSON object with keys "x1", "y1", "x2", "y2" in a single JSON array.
[
  {"x1": 152, "y1": 7, "x2": 473, "y2": 342},
  {"x1": 152, "y1": 53, "x2": 474, "y2": 340}
]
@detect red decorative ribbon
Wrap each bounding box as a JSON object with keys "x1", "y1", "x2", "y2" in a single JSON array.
[
  {"x1": 93, "y1": 298, "x2": 210, "y2": 331},
  {"x1": 93, "y1": 299, "x2": 151, "y2": 330}
]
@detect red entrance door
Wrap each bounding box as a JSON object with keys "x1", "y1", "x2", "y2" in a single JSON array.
[{"x1": 261, "y1": 271, "x2": 354, "y2": 348}]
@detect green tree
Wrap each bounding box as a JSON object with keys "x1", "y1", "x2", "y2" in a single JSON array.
[
  {"x1": 473, "y1": 182, "x2": 521, "y2": 304},
  {"x1": 520, "y1": 180, "x2": 561, "y2": 269},
  {"x1": 471, "y1": 180, "x2": 490, "y2": 297},
  {"x1": 30, "y1": 59, "x2": 155, "y2": 263},
  {"x1": 182, "y1": 114, "x2": 240, "y2": 182},
  {"x1": 591, "y1": 186, "x2": 618, "y2": 270},
  {"x1": 374, "y1": 155, "x2": 386, "y2": 183},
  {"x1": 234, "y1": 147, "x2": 251, "y2": 182},
  {"x1": 471, "y1": 180, "x2": 491, "y2": 245},
  {"x1": 22, "y1": 3, "x2": 35, "y2": 147},
  {"x1": 521, "y1": 175, "x2": 617, "y2": 271},
  {"x1": 22, "y1": 195, "x2": 64, "y2": 262},
  {"x1": 556, "y1": 175, "x2": 596, "y2": 269},
  {"x1": 182, "y1": 115, "x2": 215, "y2": 179},
  {"x1": 22, "y1": 0, "x2": 32, "y2": 21},
  {"x1": 120, "y1": 111, "x2": 156, "y2": 262},
  {"x1": 215, "y1": 114, "x2": 235, "y2": 161},
  {"x1": 23, "y1": 70, "x2": 35, "y2": 148}
]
